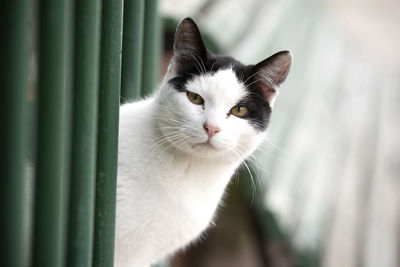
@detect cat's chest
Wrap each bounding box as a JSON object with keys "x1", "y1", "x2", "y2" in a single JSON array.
[
  {"x1": 161, "y1": 159, "x2": 230, "y2": 205},
  {"x1": 116, "y1": 146, "x2": 239, "y2": 260},
  {"x1": 118, "y1": 148, "x2": 237, "y2": 241},
  {"x1": 154, "y1": 158, "x2": 233, "y2": 226}
]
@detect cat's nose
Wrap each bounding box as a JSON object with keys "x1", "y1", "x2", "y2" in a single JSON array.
[{"x1": 203, "y1": 123, "x2": 220, "y2": 138}]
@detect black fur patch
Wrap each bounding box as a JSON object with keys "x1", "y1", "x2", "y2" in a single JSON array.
[{"x1": 168, "y1": 54, "x2": 272, "y2": 132}]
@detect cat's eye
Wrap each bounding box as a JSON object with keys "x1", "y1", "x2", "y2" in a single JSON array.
[
  {"x1": 187, "y1": 91, "x2": 204, "y2": 105},
  {"x1": 230, "y1": 106, "x2": 249, "y2": 118}
]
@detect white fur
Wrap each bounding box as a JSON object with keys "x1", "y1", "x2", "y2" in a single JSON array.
[{"x1": 115, "y1": 68, "x2": 265, "y2": 267}]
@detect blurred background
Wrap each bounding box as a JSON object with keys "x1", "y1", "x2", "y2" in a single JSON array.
[{"x1": 158, "y1": 0, "x2": 400, "y2": 266}]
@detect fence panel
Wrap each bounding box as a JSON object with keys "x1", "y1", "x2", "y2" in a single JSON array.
[
  {"x1": 93, "y1": 0, "x2": 124, "y2": 266},
  {"x1": 32, "y1": 0, "x2": 73, "y2": 266},
  {"x1": 121, "y1": 0, "x2": 145, "y2": 102},
  {"x1": 0, "y1": 1, "x2": 29, "y2": 267},
  {"x1": 2, "y1": 1, "x2": 161, "y2": 266},
  {"x1": 66, "y1": 0, "x2": 102, "y2": 267},
  {"x1": 141, "y1": 0, "x2": 161, "y2": 97}
]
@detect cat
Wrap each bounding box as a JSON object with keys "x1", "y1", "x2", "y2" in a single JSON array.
[{"x1": 115, "y1": 17, "x2": 292, "y2": 267}]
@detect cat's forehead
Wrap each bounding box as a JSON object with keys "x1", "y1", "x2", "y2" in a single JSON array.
[
  {"x1": 169, "y1": 55, "x2": 250, "y2": 90},
  {"x1": 186, "y1": 68, "x2": 246, "y2": 105}
]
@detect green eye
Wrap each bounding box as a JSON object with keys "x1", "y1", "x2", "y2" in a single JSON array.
[
  {"x1": 230, "y1": 106, "x2": 249, "y2": 118},
  {"x1": 187, "y1": 91, "x2": 204, "y2": 105}
]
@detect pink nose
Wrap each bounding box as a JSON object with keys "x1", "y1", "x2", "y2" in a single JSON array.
[{"x1": 203, "y1": 123, "x2": 220, "y2": 138}]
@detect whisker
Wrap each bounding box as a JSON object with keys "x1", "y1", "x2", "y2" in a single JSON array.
[
  {"x1": 209, "y1": 61, "x2": 216, "y2": 73},
  {"x1": 187, "y1": 51, "x2": 206, "y2": 75},
  {"x1": 150, "y1": 132, "x2": 187, "y2": 153},
  {"x1": 186, "y1": 52, "x2": 203, "y2": 75},
  {"x1": 230, "y1": 148, "x2": 257, "y2": 205},
  {"x1": 242, "y1": 70, "x2": 261, "y2": 85},
  {"x1": 261, "y1": 137, "x2": 289, "y2": 154},
  {"x1": 243, "y1": 78, "x2": 265, "y2": 90}
]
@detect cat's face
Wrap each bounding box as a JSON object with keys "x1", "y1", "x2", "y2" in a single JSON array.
[
  {"x1": 155, "y1": 18, "x2": 292, "y2": 161},
  {"x1": 157, "y1": 68, "x2": 265, "y2": 160}
]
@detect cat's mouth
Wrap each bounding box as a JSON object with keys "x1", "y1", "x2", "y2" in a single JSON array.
[{"x1": 193, "y1": 140, "x2": 218, "y2": 150}]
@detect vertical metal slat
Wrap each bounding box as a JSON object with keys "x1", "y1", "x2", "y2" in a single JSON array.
[
  {"x1": 141, "y1": 0, "x2": 161, "y2": 97},
  {"x1": 66, "y1": 0, "x2": 102, "y2": 266},
  {"x1": 121, "y1": 0, "x2": 145, "y2": 102},
  {"x1": 32, "y1": 0, "x2": 73, "y2": 266},
  {"x1": 93, "y1": 0, "x2": 123, "y2": 265},
  {"x1": 0, "y1": 1, "x2": 29, "y2": 267}
]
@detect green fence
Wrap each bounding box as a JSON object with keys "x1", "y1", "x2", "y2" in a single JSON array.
[{"x1": 0, "y1": 0, "x2": 160, "y2": 266}]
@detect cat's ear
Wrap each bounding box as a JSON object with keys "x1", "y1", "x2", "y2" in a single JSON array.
[
  {"x1": 172, "y1": 18, "x2": 208, "y2": 73},
  {"x1": 253, "y1": 51, "x2": 292, "y2": 107}
]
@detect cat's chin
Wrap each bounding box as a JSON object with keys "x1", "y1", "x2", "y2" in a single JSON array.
[
  {"x1": 182, "y1": 139, "x2": 239, "y2": 160},
  {"x1": 192, "y1": 140, "x2": 220, "y2": 151}
]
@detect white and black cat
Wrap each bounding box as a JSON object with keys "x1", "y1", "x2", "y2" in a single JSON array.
[{"x1": 115, "y1": 18, "x2": 292, "y2": 267}]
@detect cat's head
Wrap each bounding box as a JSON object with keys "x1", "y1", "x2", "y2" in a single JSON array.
[{"x1": 156, "y1": 18, "x2": 292, "y2": 160}]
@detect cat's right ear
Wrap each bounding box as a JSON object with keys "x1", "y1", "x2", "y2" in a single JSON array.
[{"x1": 171, "y1": 18, "x2": 208, "y2": 74}]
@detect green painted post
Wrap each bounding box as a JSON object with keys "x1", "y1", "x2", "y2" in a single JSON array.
[
  {"x1": 93, "y1": 0, "x2": 123, "y2": 265},
  {"x1": 121, "y1": 0, "x2": 145, "y2": 102},
  {"x1": 141, "y1": 0, "x2": 161, "y2": 97},
  {"x1": 32, "y1": 0, "x2": 73, "y2": 266},
  {"x1": 66, "y1": 0, "x2": 101, "y2": 266},
  {"x1": 0, "y1": 1, "x2": 29, "y2": 267}
]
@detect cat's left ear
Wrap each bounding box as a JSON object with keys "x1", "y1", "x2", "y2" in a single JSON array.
[
  {"x1": 171, "y1": 18, "x2": 208, "y2": 74},
  {"x1": 253, "y1": 51, "x2": 292, "y2": 107}
]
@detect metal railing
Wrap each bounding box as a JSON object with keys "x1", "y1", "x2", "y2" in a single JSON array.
[{"x1": 0, "y1": 0, "x2": 160, "y2": 266}]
